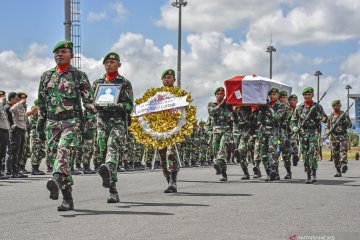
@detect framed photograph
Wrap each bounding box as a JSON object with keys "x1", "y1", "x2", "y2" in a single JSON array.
[{"x1": 94, "y1": 84, "x2": 122, "y2": 106}]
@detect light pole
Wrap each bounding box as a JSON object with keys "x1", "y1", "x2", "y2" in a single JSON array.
[
  {"x1": 314, "y1": 70, "x2": 323, "y2": 102},
  {"x1": 172, "y1": 0, "x2": 187, "y2": 88},
  {"x1": 266, "y1": 45, "x2": 276, "y2": 79},
  {"x1": 346, "y1": 85, "x2": 352, "y2": 114}
]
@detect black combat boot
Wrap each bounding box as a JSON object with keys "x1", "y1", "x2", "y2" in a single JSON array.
[
  {"x1": 83, "y1": 164, "x2": 96, "y2": 174},
  {"x1": 164, "y1": 172, "x2": 178, "y2": 193},
  {"x1": 241, "y1": 167, "x2": 250, "y2": 180},
  {"x1": 46, "y1": 165, "x2": 53, "y2": 173},
  {"x1": 305, "y1": 170, "x2": 312, "y2": 184},
  {"x1": 213, "y1": 163, "x2": 221, "y2": 175},
  {"x1": 19, "y1": 165, "x2": 31, "y2": 174},
  {"x1": 46, "y1": 173, "x2": 64, "y2": 200},
  {"x1": 311, "y1": 168, "x2": 317, "y2": 183},
  {"x1": 57, "y1": 188, "x2": 74, "y2": 211},
  {"x1": 269, "y1": 165, "x2": 277, "y2": 181},
  {"x1": 31, "y1": 165, "x2": 45, "y2": 175},
  {"x1": 284, "y1": 166, "x2": 292, "y2": 179},
  {"x1": 253, "y1": 165, "x2": 262, "y2": 178},
  {"x1": 334, "y1": 167, "x2": 342, "y2": 177},
  {"x1": 107, "y1": 182, "x2": 120, "y2": 203},
  {"x1": 99, "y1": 163, "x2": 115, "y2": 188},
  {"x1": 341, "y1": 164, "x2": 348, "y2": 174},
  {"x1": 220, "y1": 167, "x2": 228, "y2": 182}
]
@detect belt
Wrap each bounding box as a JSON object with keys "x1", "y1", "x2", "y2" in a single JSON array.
[
  {"x1": 98, "y1": 111, "x2": 125, "y2": 119},
  {"x1": 0, "y1": 128, "x2": 9, "y2": 133},
  {"x1": 12, "y1": 126, "x2": 27, "y2": 133},
  {"x1": 48, "y1": 112, "x2": 81, "y2": 121}
]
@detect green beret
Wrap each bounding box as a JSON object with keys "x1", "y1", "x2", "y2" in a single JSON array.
[
  {"x1": 268, "y1": 88, "x2": 279, "y2": 95},
  {"x1": 0, "y1": 90, "x2": 5, "y2": 96},
  {"x1": 279, "y1": 90, "x2": 288, "y2": 97},
  {"x1": 288, "y1": 94, "x2": 298, "y2": 100},
  {"x1": 302, "y1": 87, "x2": 314, "y2": 95},
  {"x1": 103, "y1": 52, "x2": 120, "y2": 64},
  {"x1": 214, "y1": 87, "x2": 225, "y2": 95},
  {"x1": 332, "y1": 100, "x2": 341, "y2": 106},
  {"x1": 17, "y1": 92, "x2": 27, "y2": 98},
  {"x1": 53, "y1": 40, "x2": 73, "y2": 53},
  {"x1": 161, "y1": 69, "x2": 175, "y2": 80},
  {"x1": 34, "y1": 99, "x2": 39, "y2": 105}
]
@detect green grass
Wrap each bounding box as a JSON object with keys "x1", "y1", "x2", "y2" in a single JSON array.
[{"x1": 321, "y1": 146, "x2": 360, "y2": 160}]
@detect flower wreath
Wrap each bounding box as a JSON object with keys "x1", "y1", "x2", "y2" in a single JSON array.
[{"x1": 129, "y1": 86, "x2": 196, "y2": 149}]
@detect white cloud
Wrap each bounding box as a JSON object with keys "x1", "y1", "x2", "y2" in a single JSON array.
[
  {"x1": 87, "y1": 11, "x2": 107, "y2": 22},
  {"x1": 109, "y1": 2, "x2": 128, "y2": 24}
]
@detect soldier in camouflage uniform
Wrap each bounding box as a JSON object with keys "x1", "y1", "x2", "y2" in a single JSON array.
[
  {"x1": 81, "y1": 125, "x2": 97, "y2": 174},
  {"x1": 37, "y1": 41, "x2": 97, "y2": 211},
  {"x1": 158, "y1": 69, "x2": 182, "y2": 193},
  {"x1": 324, "y1": 100, "x2": 352, "y2": 177},
  {"x1": 19, "y1": 117, "x2": 31, "y2": 174},
  {"x1": 278, "y1": 91, "x2": 292, "y2": 179},
  {"x1": 208, "y1": 87, "x2": 233, "y2": 181},
  {"x1": 91, "y1": 129, "x2": 101, "y2": 171},
  {"x1": 197, "y1": 120, "x2": 208, "y2": 166},
  {"x1": 290, "y1": 87, "x2": 327, "y2": 184},
  {"x1": 29, "y1": 99, "x2": 46, "y2": 175},
  {"x1": 288, "y1": 94, "x2": 299, "y2": 166},
  {"x1": 257, "y1": 88, "x2": 287, "y2": 181},
  {"x1": 95, "y1": 52, "x2": 133, "y2": 203},
  {"x1": 204, "y1": 117, "x2": 214, "y2": 165},
  {"x1": 232, "y1": 105, "x2": 256, "y2": 180}
]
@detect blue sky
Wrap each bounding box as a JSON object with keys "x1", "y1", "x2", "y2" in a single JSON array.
[{"x1": 1, "y1": 0, "x2": 360, "y2": 120}]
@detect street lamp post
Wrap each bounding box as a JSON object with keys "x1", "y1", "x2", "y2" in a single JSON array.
[
  {"x1": 346, "y1": 85, "x2": 352, "y2": 114},
  {"x1": 314, "y1": 70, "x2": 323, "y2": 102},
  {"x1": 266, "y1": 45, "x2": 276, "y2": 79},
  {"x1": 172, "y1": 0, "x2": 187, "y2": 88}
]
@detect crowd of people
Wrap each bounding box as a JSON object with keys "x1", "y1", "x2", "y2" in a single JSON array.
[{"x1": 0, "y1": 40, "x2": 353, "y2": 212}]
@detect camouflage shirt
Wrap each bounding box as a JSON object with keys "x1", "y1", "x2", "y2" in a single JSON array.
[
  {"x1": 325, "y1": 111, "x2": 352, "y2": 136},
  {"x1": 257, "y1": 101, "x2": 287, "y2": 134},
  {"x1": 207, "y1": 101, "x2": 233, "y2": 133},
  {"x1": 232, "y1": 106, "x2": 256, "y2": 134},
  {"x1": 290, "y1": 101, "x2": 327, "y2": 133},
  {"x1": 92, "y1": 74, "x2": 134, "y2": 117},
  {"x1": 38, "y1": 65, "x2": 97, "y2": 124}
]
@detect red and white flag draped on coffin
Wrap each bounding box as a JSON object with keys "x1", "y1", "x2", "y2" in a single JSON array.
[{"x1": 224, "y1": 74, "x2": 292, "y2": 105}]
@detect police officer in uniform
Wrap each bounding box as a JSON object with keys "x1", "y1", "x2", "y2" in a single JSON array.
[{"x1": 0, "y1": 90, "x2": 10, "y2": 179}]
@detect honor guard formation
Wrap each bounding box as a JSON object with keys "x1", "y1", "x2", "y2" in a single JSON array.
[{"x1": 0, "y1": 40, "x2": 356, "y2": 211}]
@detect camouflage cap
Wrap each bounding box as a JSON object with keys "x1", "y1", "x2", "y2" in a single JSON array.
[
  {"x1": 332, "y1": 99, "x2": 341, "y2": 106},
  {"x1": 103, "y1": 52, "x2": 120, "y2": 64},
  {"x1": 268, "y1": 88, "x2": 279, "y2": 95},
  {"x1": 214, "y1": 87, "x2": 225, "y2": 95},
  {"x1": 161, "y1": 69, "x2": 175, "y2": 80},
  {"x1": 279, "y1": 90, "x2": 288, "y2": 97},
  {"x1": 302, "y1": 87, "x2": 314, "y2": 95},
  {"x1": 288, "y1": 94, "x2": 298, "y2": 100},
  {"x1": 17, "y1": 92, "x2": 27, "y2": 98},
  {"x1": 34, "y1": 99, "x2": 39, "y2": 105},
  {"x1": 0, "y1": 90, "x2": 5, "y2": 96},
  {"x1": 53, "y1": 40, "x2": 73, "y2": 53}
]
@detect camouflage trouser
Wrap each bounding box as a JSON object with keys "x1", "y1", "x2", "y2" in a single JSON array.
[
  {"x1": 198, "y1": 143, "x2": 207, "y2": 162},
  {"x1": 206, "y1": 137, "x2": 214, "y2": 162},
  {"x1": 280, "y1": 136, "x2": 291, "y2": 168},
  {"x1": 290, "y1": 139, "x2": 299, "y2": 162},
  {"x1": 299, "y1": 132, "x2": 319, "y2": 172},
  {"x1": 159, "y1": 145, "x2": 179, "y2": 178},
  {"x1": 97, "y1": 117, "x2": 127, "y2": 182},
  {"x1": 82, "y1": 138, "x2": 94, "y2": 166},
  {"x1": 330, "y1": 135, "x2": 348, "y2": 169},
  {"x1": 236, "y1": 132, "x2": 251, "y2": 169},
  {"x1": 91, "y1": 132, "x2": 101, "y2": 166},
  {"x1": 212, "y1": 132, "x2": 230, "y2": 168},
  {"x1": 20, "y1": 132, "x2": 30, "y2": 167},
  {"x1": 46, "y1": 119, "x2": 82, "y2": 188},
  {"x1": 30, "y1": 130, "x2": 46, "y2": 166},
  {"x1": 259, "y1": 132, "x2": 280, "y2": 170},
  {"x1": 253, "y1": 136, "x2": 261, "y2": 165}
]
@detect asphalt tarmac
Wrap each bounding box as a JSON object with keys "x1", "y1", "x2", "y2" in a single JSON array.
[{"x1": 0, "y1": 160, "x2": 359, "y2": 240}]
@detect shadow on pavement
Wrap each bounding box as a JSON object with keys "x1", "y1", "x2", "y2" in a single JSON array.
[
  {"x1": 118, "y1": 201, "x2": 210, "y2": 208},
  {"x1": 178, "y1": 180, "x2": 229, "y2": 184},
  {"x1": 276, "y1": 178, "x2": 358, "y2": 186},
  {"x1": 61, "y1": 209, "x2": 173, "y2": 217},
  {"x1": 173, "y1": 192, "x2": 252, "y2": 197}
]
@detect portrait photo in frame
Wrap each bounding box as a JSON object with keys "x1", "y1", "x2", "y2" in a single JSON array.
[{"x1": 94, "y1": 84, "x2": 122, "y2": 106}]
